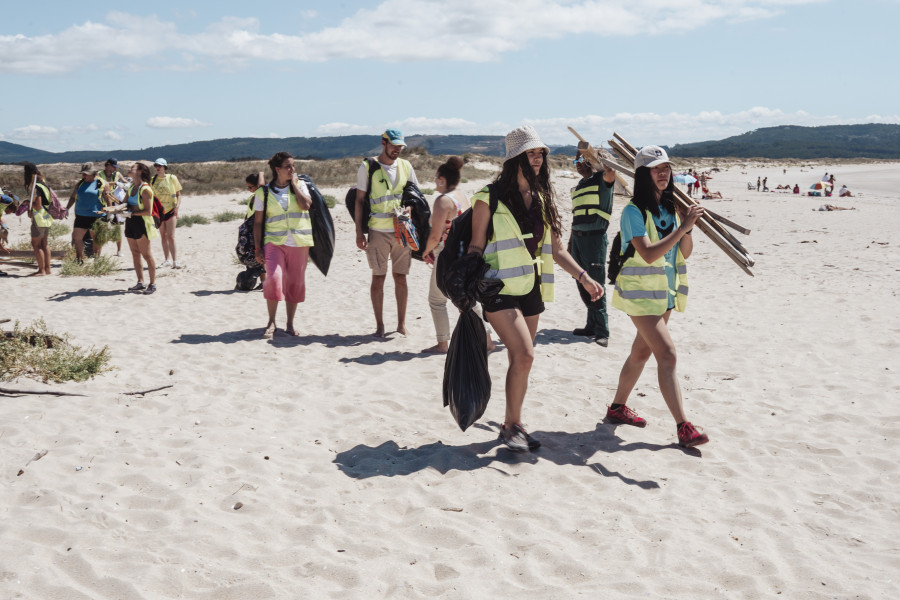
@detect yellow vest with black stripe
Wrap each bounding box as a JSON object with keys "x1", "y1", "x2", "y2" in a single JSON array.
[
  {"x1": 473, "y1": 187, "x2": 555, "y2": 301},
  {"x1": 31, "y1": 182, "x2": 54, "y2": 227},
  {"x1": 611, "y1": 203, "x2": 688, "y2": 315},
  {"x1": 130, "y1": 183, "x2": 160, "y2": 241},
  {"x1": 368, "y1": 159, "x2": 412, "y2": 232},
  {"x1": 571, "y1": 175, "x2": 611, "y2": 228},
  {"x1": 258, "y1": 186, "x2": 314, "y2": 247}
]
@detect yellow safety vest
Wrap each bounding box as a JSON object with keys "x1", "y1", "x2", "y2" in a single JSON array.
[
  {"x1": 474, "y1": 187, "x2": 555, "y2": 301},
  {"x1": 151, "y1": 173, "x2": 180, "y2": 212},
  {"x1": 368, "y1": 159, "x2": 412, "y2": 232},
  {"x1": 571, "y1": 182, "x2": 611, "y2": 224},
  {"x1": 245, "y1": 194, "x2": 255, "y2": 219},
  {"x1": 258, "y1": 186, "x2": 314, "y2": 247},
  {"x1": 130, "y1": 183, "x2": 160, "y2": 241},
  {"x1": 611, "y1": 203, "x2": 688, "y2": 315},
  {"x1": 32, "y1": 183, "x2": 54, "y2": 227}
]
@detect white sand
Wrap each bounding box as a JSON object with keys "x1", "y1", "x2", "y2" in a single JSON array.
[{"x1": 1, "y1": 161, "x2": 898, "y2": 599}]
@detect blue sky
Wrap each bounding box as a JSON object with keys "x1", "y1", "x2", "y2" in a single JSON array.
[{"x1": 2, "y1": 0, "x2": 898, "y2": 153}]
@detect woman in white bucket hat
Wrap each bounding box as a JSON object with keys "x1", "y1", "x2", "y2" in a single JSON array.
[{"x1": 467, "y1": 126, "x2": 603, "y2": 452}]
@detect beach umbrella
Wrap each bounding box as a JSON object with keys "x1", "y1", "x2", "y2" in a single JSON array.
[
  {"x1": 674, "y1": 174, "x2": 697, "y2": 185},
  {"x1": 809, "y1": 181, "x2": 832, "y2": 191}
]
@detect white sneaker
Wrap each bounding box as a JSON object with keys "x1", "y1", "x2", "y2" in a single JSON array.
[
  {"x1": 115, "y1": 251, "x2": 123, "y2": 257},
  {"x1": 160, "y1": 259, "x2": 172, "y2": 268},
  {"x1": 173, "y1": 261, "x2": 182, "y2": 269}
]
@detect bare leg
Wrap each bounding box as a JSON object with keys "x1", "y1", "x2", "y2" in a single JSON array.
[
  {"x1": 264, "y1": 300, "x2": 278, "y2": 338},
  {"x1": 370, "y1": 274, "x2": 386, "y2": 337},
  {"x1": 127, "y1": 238, "x2": 143, "y2": 282},
  {"x1": 137, "y1": 237, "x2": 156, "y2": 284},
  {"x1": 90, "y1": 229, "x2": 100, "y2": 256},
  {"x1": 393, "y1": 272, "x2": 408, "y2": 335},
  {"x1": 485, "y1": 309, "x2": 539, "y2": 426},
  {"x1": 285, "y1": 302, "x2": 299, "y2": 335},
  {"x1": 72, "y1": 227, "x2": 88, "y2": 260}
]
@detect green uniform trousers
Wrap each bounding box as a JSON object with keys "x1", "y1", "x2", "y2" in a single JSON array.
[{"x1": 570, "y1": 230, "x2": 609, "y2": 338}]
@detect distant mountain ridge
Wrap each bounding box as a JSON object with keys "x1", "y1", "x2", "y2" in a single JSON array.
[
  {"x1": 3, "y1": 124, "x2": 899, "y2": 164},
  {"x1": 669, "y1": 124, "x2": 900, "y2": 159}
]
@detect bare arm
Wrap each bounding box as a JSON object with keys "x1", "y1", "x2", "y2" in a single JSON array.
[
  {"x1": 467, "y1": 199, "x2": 490, "y2": 255},
  {"x1": 551, "y1": 230, "x2": 603, "y2": 300},
  {"x1": 355, "y1": 188, "x2": 367, "y2": 250},
  {"x1": 253, "y1": 203, "x2": 265, "y2": 265},
  {"x1": 631, "y1": 204, "x2": 703, "y2": 264},
  {"x1": 291, "y1": 175, "x2": 312, "y2": 210},
  {"x1": 67, "y1": 184, "x2": 79, "y2": 210},
  {"x1": 422, "y1": 194, "x2": 454, "y2": 258}
]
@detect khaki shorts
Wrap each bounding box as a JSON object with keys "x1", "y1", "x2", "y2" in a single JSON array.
[
  {"x1": 30, "y1": 224, "x2": 49, "y2": 239},
  {"x1": 366, "y1": 230, "x2": 411, "y2": 276}
]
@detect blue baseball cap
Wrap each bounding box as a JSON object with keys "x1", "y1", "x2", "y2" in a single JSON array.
[
  {"x1": 382, "y1": 129, "x2": 406, "y2": 146},
  {"x1": 154, "y1": 158, "x2": 168, "y2": 167}
]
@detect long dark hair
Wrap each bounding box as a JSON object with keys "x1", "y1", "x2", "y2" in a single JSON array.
[
  {"x1": 268, "y1": 152, "x2": 293, "y2": 182},
  {"x1": 23, "y1": 162, "x2": 43, "y2": 186},
  {"x1": 437, "y1": 156, "x2": 463, "y2": 189},
  {"x1": 632, "y1": 166, "x2": 676, "y2": 218},
  {"x1": 133, "y1": 162, "x2": 151, "y2": 183},
  {"x1": 492, "y1": 151, "x2": 562, "y2": 237}
]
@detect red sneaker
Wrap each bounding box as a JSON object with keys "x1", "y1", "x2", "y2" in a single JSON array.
[
  {"x1": 605, "y1": 404, "x2": 647, "y2": 428},
  {"x1": 677, "y1": 421, "x2": 709, "y2": 448}
]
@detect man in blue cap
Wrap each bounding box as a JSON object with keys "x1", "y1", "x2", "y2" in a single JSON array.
[{"x1": 354, "y1": 128, "x2": 420, "y2": 337}]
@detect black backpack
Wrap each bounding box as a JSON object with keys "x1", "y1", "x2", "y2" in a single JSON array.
[
  {"x1": 344, "y1": 158, "x2": 379, "y2": 233},
  {"x1": 235, "y1": 265, "x2": 264, "y2": 291},
  {"x1": 236, "y1": 188, "x2": 268, "y2": 268}
]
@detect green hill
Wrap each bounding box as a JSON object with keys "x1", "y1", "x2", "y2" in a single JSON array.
[{"x1": 669, "y1": 124, "x2": 900, "y2": 159}]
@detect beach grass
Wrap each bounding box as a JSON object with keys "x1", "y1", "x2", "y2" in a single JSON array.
[
  {"x1": 177, "y1": 214, "x2": 211, "y2": 227},
  {"x1": 0, "y1": 319, "x2": 111, "y2": 383},
  {"x1": 213, "y1": 210, "x2": 245, "y2": 223},
  {"x1": 59, "y1": 254, "x2": 119, "y2": 277}
]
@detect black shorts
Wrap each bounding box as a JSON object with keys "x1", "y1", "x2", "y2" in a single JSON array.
[
  {"x1": 482, "y1": 271, "x2": 545, "y2": 318},
  {"x1": 73, "y1": 215, "x2": 99, "y2": 230},
  {"x1": 161, "y1": 208, "x2": 176, "y2": 222},
  {"x1": 124, "y1": 216, "x2": 148, "y2": 239}
]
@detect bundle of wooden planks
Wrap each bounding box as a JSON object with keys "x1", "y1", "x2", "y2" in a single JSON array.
[{"x1": 568, "y1": 127, "x2": 754, "y2": 276}]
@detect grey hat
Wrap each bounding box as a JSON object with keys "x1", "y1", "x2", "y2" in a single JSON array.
[
  {"x1": 633, "y1": 145, "x2": 670, "y2": 170},
  {"x1": 80, "y1": 162, "x2": 97, "y2": 175},
  {"x1": 504, "y1": 126, "x2": 549, "y2": 162},
  {"x1": 154, "y1": 158, "x2": 168, "y2": 167}
]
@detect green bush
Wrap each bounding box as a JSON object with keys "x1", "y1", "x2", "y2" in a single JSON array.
[
  {"x1": 323, "y1": 195, "x2": 337, "y2": 208},
  {"x1": 59, "y1": 254, "x2": 119, "y2": 277},
  {"x1": 0, "y1": 319, "x2": 111, "y2": 383},
  {"x1": 213, "y1": 211, "x2": 244, "y2": 223},
  {"x1": 420, "y1": 188, "x2": 435, "y2": 195},
  {"x1": 177, "y1": 214, "x2": 210, "y2": 227},
  {"x1": 49, "y1": 221, "x2": 70, "y2": 238}
]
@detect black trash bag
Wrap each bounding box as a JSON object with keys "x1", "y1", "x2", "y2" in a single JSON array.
[
  {"x1": 443, "y1": 309, "x2": 491, "y2": 431},
  {"x1": 299, "y1": 174, "x2": 335, "y2": 277},
  {"x1": 235, "y1": 265, "x2": 264, "y2": 291},
  {"x1": 442, "y1": 252, "x2": 504, "y2": 312},
  {"x1": 401, "y1": 181, "x2": 431, "y2": 261}
]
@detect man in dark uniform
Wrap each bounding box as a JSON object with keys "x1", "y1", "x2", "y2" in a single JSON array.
[{"x1": 568, "y1": 151, "x2": 616, "y2": 346}]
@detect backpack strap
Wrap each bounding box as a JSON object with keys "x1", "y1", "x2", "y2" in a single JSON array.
[{"x1": 365, "y1": 158, "x2": 379, "y2": 200}]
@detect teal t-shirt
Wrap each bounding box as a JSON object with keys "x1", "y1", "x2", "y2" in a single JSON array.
[{"x1": 620, "y1": 203, "x2": 678, "y2": 310}]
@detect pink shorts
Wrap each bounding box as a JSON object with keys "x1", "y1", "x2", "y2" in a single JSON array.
[{"x1": 263, "y1": 244, "x2": 309, "y2": 303}]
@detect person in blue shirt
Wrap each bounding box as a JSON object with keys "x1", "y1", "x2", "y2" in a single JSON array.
[
  {"x1": 607, "y1": 145, "x2": 709, "y2": 448},
  {"x1": 66, "y1": 163, "x2": 112, "y2": 263}
]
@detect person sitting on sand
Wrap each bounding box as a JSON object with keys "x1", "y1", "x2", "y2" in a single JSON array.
[
  {"x1": 793, "y1": 184, "x2": 800, "y2": 194},
  {"x1": 816, "y1": 204, "x2": 855, "y2": 211},
  {"x1": 253, "y1": 152, "x2": 313, "y2": 339},
  {"x1": 839, "y1": 185, "x2": 852, "y2": 197},
  {"x1": 123, "y1": 162, "x2": 160, "y2": 294},
  {"x1": 23, "y1": 162, "x2": 54, "y2": 276},
  {"x1": 468, "y1": 126, "x2": 603, "y2": 452},
  {"x1": 608, "y1": 145, "x2": 709, "y2": 448}
]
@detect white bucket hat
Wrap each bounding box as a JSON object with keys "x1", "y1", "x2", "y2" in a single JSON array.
[
  {"x1": 633, "y1": 145, "x2": 670, "y2": 170},
  {"x1": 504, "y1": 126, "x2": 550, "y2": 162}
]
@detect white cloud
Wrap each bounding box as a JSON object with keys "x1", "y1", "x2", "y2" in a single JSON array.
[
  {"x1": 0, "y1": 1, "x2": 826, "y2": 72},
  {"x1": 146, "y1": 117, "x2": 212, "y2": 129},
  {"x1": 8, "y1": 125, "x2": 59, "y2": 140},
  {"x1": 104, "y1": 131, "x2": 123, "y2": 140}
]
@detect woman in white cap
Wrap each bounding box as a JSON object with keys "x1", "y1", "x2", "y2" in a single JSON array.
[
  {"x1": 607, "y1": 145, "x2": 708, "y2": 448},
  {"x1": 467, "y1": 126, "x2": 603, "y2": 452},
  {"x1": 151, "y1": 158, "x2": 183, "y2": 268}
]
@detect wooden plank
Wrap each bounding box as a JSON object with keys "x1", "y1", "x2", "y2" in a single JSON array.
[{"x1": 704, "y1": 208, "x2": 751, "y2": 235}]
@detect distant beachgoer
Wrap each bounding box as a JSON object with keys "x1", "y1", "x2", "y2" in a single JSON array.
[
  {"x1": 686, "y1": 168, "x2": 694, "y2": 197},
  {"x1": 608, "y1": 145, "x2": 709, "y2": 448},
  {"x1": 829, "y1": 175, "x2": 835, "y2": 186},
  {"x1": 253, "y1": 152, "x2": 314, "y2": 339},
  {"x1": 96, "y1": 158, "x2": 124, "y2": 256},
  {"x1": 756, "y1": 177, "x2": 761, "y2": 191},
  {"x1": 151, "y1": 158, "x2": 183, "y2": 268},
  {"x1": 839, "y1": 185, "x2": 852, "y2": 197},
  {"x1": 467, "y1": 126, "x2": 603, "y2": 452},
  {"x1": 419, "y1": 156, "x2": 493, "y2": 353},
  {"x1": 793, "y1": 184, "x2": 800, "y2": 194},
  {"x1": 762, "y1": 177, "x2": 768, "y2": 192},
  {"x1": 124, "y1": 162, "x2": 160, "y2": 294},
  {"x1": 245, "y1": 172, "x2": 266, "y2": 288},
  {"x1": 822, "y1": 172, "x2": 829, "y2": 182},
  {"x1": 817, "y1": 204, "x2": 855, "y2": 211},
  {"x1": 65, "y1": 163, "x2": 113, "y2": 263},
  {"x1": 23, "y1": 162, "x2": 53, "y2": 276}
]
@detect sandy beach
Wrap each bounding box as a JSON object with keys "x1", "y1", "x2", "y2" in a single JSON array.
[{"x1": 1, "y1": 159, "x2": 899, "y2": 599}]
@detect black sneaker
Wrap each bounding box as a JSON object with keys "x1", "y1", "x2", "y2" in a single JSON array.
[
  {"x1": 128, "y1": 282, "x2": 146, "y2": 292},
  {"x1": 573, "y1": 327, "x2": 594, "y2": 337},
  {"x1": 144, "y1": 283, "x2": 157, "y2": 295},
  {"x1": 523, "y1": 429, "x2": 541, "y2": 451},
  {"x1": 498, "y1": 423, "x2": 530, "y2": 452}
]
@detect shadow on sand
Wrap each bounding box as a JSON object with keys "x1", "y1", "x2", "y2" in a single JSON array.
[
  {"x1": 48, "y1": 288, "x2": 131, "y2": 301},
  {"x1": 333, "y1": 421, "x2": 700, "y2": 487},
  {"x1": 171, "y1": 329, "x2": 392, "y2": 347}
]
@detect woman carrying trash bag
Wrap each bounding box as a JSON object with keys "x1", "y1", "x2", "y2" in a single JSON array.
[
  {"x1": 252, "y1": 152, "x2": 313, "y2": 339},
  {"x1": 607, "y1": 145, "x2": 708, "y2": 448},
  {"x1": 467, "y1": 126, "x2": 603, "y2": 452}
]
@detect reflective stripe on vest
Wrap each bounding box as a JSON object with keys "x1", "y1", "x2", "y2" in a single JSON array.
[
  {"x1": 611, "y1": 202, "x2": 688, "y2": 316},
  {"x1": 475, "y1": 186, "x2": 555, "y2": 302},
  {"x1": 368, "y1": 159, "x2": 412, "y2": 232},
  {"x1": 260, "y1": 186, "x2": 314, "y2": 247},
  {"x1": 571, "y1": 184, "x2": 611, "y2": 222}
]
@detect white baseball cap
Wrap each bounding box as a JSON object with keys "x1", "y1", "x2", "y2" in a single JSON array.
[{"x1": 633, "y1": 145, "x2": 670, "y2": 169}]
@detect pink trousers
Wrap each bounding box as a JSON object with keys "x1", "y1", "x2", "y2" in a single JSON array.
[{"x1": 263, "y1": 244, "x2": 309, "y2": 303}]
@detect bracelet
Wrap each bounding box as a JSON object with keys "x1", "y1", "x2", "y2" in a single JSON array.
[
  {"x1": 684, "y1": 229, "x2": 693, "y2": 235},
  {"x1": 577, "y1": 269, "x2": 586, "y2": 282}
]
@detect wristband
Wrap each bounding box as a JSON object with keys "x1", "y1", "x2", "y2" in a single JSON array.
[
  {"x1": 684, "y1": 229, "x2": 693, "y2": 235},
  {"x1": 577, "y1": 269, "x2": 586, "y2": 282}
]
